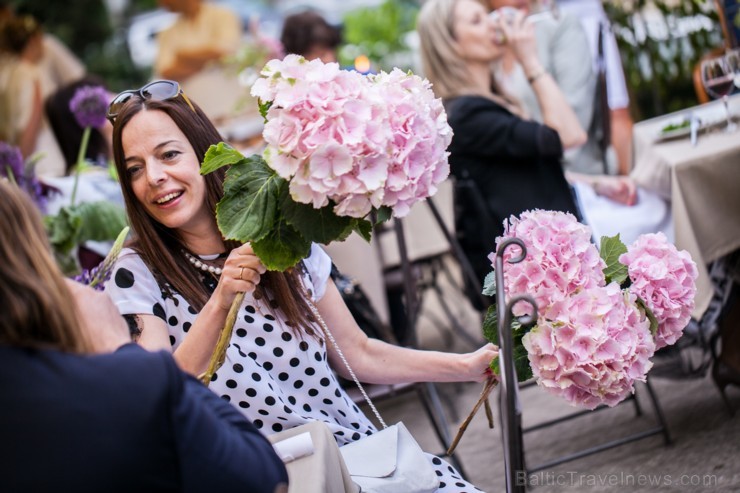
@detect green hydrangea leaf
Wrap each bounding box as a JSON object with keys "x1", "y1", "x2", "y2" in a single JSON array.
[
  {"x1": 374, "y1": 206, "x2": 392, "y2": 224},
  {"x1": 76, "y1": 201, "x2": 128, "y2": 244},
  {"x1": 45, "y1": 207, "x2": 83, "y2": 255},
  {"x1": 635, "y1": 295, "x2": 659, "y2": 337},
  {"x1": 352, "y1": 218, "x2": 373, "y2": 242},
  {"x1": 216, "y1": 154, "x2": 284, "y2": 243},
  {"x1": 482, "y1": 270, "x2": 497, "y2": 297},
  {"x1": 600, "y1": 234, "x2": 628, "y2": 285},
  {"x1": 482, "y1": 304, "x2": 498, "y2": 345},
  {"x1": 258, "y1": 99, "x2": 272, "y2": 120},
  {"x1": 251, "y1": 219, "x2": 312, "y2": 271},
  {"x1": 282, "y1": 196, "x2": 355, "y2": 244},
  {"x1": 200, "y1": 142, "x2": 249, "y2": 174}
]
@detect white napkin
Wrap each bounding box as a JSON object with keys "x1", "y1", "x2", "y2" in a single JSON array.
[{"x1": 272, "y1": 432, "x2": 315, "y2": 464}]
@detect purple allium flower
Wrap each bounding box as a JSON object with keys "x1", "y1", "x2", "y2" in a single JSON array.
[
  {"x1": 69, "y1": 85, "x2": 109, "y2": 129},
  {"x1": 0, "y1": 140, "x2": 24, "y2": 180},
  {"x1": 0, "y1": 141, "x2": 48, "y2": 212}
]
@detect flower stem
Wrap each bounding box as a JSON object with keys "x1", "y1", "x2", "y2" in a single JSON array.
[
  {"x1": 447, "y1": 376, "x2": 498, "y2": 456},
  {"x1": 200, "y1": 292, "x2": 245, "y2": 385},
  {"x1": 70, "y1": 126, "x2": 91, "y2": 206},
  {"x1": 5, "y1": 165, "x2": 18, "y2": 186}
]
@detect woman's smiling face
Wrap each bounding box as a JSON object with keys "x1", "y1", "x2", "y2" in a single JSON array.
[{"x1": 121, "y1": 109, "x2": 213, "y2": 234}]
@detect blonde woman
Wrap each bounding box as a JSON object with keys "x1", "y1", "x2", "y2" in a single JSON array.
[{"x1": 418, "y1": 0, "x2": 587, "y2": 293}]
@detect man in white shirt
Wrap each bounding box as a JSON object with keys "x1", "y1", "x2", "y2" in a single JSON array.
[{"x1": 557, "y1": 0, "x2": 634, "y2": 175}]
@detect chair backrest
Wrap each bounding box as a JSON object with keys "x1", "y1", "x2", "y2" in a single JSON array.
[{"x1": 692, "y1": 47, "x2": 728, "y2": 104}]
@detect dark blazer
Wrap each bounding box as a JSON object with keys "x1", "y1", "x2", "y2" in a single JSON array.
[
  {"x1": 446, "y1": 95, "x2": 580, "y2": 288},
  {"x1": 0, "y1": 343, "x2": 288, "y2": 493}
]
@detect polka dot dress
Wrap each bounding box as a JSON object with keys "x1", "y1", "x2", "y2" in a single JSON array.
[{"x1": 106, "y1": 244, "x2": 483, "y2": 492}]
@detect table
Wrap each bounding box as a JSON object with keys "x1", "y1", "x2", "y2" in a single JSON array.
[{"x1": 630, "y1": 94, "x2": 740, "y2": 320}]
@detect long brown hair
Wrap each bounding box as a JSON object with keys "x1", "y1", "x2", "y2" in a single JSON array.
[
  {"x1": 0, "y1": 181, "x2": 92, "y2": 352},
  {"x1": 110, "y1": 92, "x2": 314, "y2": 332}
]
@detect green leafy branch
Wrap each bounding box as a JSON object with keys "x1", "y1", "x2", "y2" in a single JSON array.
[{"x1": 201, "y1": 142, "x2": 375, "y2": 271}]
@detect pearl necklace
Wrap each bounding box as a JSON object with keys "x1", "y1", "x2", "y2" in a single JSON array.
[{"x1": 183, "y1": 251, "x2": 223, "y2": 276}]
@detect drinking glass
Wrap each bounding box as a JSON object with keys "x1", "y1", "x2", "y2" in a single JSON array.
[
  {"x1": 701, "y1": 56, "x2": 736, "y2": 132},
  {"x1": 725, "y1": 48, "x2": 740, "y2": 89}
]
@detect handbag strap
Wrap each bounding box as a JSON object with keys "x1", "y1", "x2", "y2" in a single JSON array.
[{"x1": 301, "y1": 284, "x2": 388, "y2": 429}]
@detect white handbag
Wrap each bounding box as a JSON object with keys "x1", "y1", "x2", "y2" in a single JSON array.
[{"x1": 305, "y1": 293, "x2": 440, "y2": 493}]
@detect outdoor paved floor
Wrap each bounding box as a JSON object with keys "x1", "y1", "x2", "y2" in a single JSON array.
[{"x1": 359, "y1": 257, "x2": 740, "y2": 492}]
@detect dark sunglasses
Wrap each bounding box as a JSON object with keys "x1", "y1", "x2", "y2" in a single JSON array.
[{"x1": 106, "y1": 80, "x2": 195, "y2": 123}]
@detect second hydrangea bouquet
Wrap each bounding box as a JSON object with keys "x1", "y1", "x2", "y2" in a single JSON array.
[{"x1": 449, "y1": 210, "x2": 697, "y2": 453}]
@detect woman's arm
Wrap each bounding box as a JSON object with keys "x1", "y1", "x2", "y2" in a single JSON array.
[
  {"x1": 18, "y1": 79, "x2": 43, "y2": 158},
  {"x1": 499, "y1": 12, "x2": 587, "y2": 149},
  {"x1": 122, "y1": 244, "x2": 266, "y2": 376},
  {"x1": 316, "y1": 280, "x2": 497, "y2": 385}
]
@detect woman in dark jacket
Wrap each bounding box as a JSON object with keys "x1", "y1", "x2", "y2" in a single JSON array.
[{"x1": 418, "y1": 0, "x2": 587, "y2": 293}]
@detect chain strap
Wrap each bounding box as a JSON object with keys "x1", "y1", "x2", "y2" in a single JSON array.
[{"x1": 301, "y1": 285, "x2": 388, "y2": 429}]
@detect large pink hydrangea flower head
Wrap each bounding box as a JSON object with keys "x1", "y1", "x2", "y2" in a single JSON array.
[
  {"x1": 253, "y1": 58, "x2": 451, "y2": 219},
  {"x1": 523, "y1": 283, "x2": 655, "y2": 409},
  {"x1": 619, "y1": 232, "x2": 698, "y2": 349},
  {"x1": 369, "y1": 68, "x2": 452, "y2": 217},
  {"x1": 490, "y1": 210, "x2": 606, "y2": 319}
]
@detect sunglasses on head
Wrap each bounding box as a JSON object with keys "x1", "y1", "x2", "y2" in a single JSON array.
[{"x1": 106, "y1": 80, "x2": 195, "y2": 123}]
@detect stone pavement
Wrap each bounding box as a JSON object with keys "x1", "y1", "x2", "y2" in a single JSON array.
[{"x1": 359, "y1": 258, "x2": 740, "y2": 492}]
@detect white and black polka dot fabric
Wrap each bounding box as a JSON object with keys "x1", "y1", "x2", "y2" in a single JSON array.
[{"x1": 106, "y1": 244, "x2": 483, "y2": 492}]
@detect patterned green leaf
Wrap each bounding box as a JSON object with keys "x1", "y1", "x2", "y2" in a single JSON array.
[
  {"x1": 600, "y1": 234, "x2": 629, "y2": 285},
  {"x1": 200, "y1": 142, "x2": 248, "y2": 174},
  {"x1": 216, "y1": 155, "x2": 284, "y2": 243}
]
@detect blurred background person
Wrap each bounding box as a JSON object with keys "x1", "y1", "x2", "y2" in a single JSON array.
[
  {"x1": 418, "y1": 0, "x2": 586, "y2": 304},
  {"x1": 0, "y1": 180, "x2": 289, "y2": 493},
  {"x1": 0, "y1": 14, "x2": 66, "y2": 177},
  {"x1": 154, "y1": 0, "x2": 242, "y2": 82},
  {"x1": 280, "y1": 9, "x2": 342, "y2": 63},
  {"x1": 556, "y1": 0, "x2": 634, "y2": 175},
  {"x1": 486, "y1": 0, "x2": 635, "y2": 202},
  {"x1": 0, "y1": 1, "x2": 85, "y2": 93}
]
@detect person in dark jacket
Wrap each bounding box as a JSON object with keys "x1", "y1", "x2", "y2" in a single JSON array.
[
  {"x1": 0, "y1": 180, "x2": 288, "y2": 493},
  {"x1": 417, "y1": 0, "x2": 588, "y2": 303}
]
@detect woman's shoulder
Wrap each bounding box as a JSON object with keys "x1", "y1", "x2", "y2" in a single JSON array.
[{"x1": 446, "y1": 95, "x2": 510, "y2": 120}]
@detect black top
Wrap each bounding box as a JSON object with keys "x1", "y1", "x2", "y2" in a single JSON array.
[
  {"x1": 446, "y1": 95, "x2": 580, "y2": 290},
  {"x1": 0, "y1": 343, "x2": 288, "y2": 493}
]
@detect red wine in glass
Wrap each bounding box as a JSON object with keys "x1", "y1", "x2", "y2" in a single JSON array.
[
  {"x1": 705, "y1": 75, "x2": 735, "y2": 99},
  {"x1": 701, "y1": 58, "x2": 737, "y2": 132}
]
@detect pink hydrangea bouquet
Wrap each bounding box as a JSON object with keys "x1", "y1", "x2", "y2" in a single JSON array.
[
  {"x1": 486, "y1": 210, "x2": 697, "y2": 409},
  {"x1": 201, "y1": 55, "x2": 451, "y2": 270},
  {"x1": 449, "y1": 211, "x2": 698, "y2": 455}
]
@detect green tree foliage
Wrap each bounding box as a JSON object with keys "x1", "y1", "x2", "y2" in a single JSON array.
[{"x1": 340, "y1": 0, "x2": 420, "y2": 71}]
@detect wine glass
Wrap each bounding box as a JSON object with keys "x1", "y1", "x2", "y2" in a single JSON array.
[
  {"x1": 701, "y1": 56, "x2": 736, "y2": 132},
  {"x1": 725, "y1": 48, "x2": 740, "y2": 89}
]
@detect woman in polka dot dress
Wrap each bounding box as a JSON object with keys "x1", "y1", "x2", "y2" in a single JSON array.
[{"x1": 104, "y1": 83, "x2": 496, "y2": 492}]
